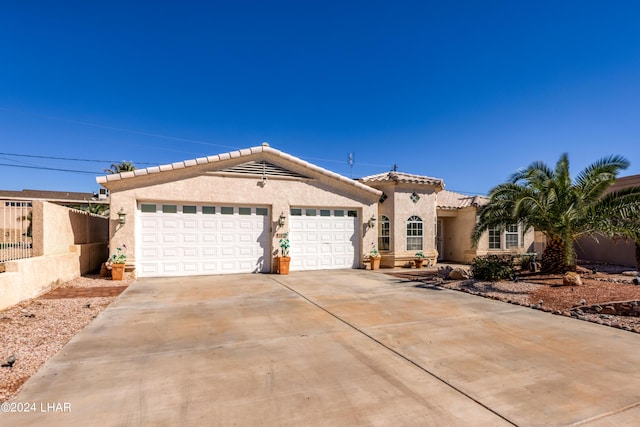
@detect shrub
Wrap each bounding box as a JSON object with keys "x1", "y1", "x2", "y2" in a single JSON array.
[
  {"x1": 516, "y1": 253, "x2": 536, "y2": 271},
  {"x1": 470, "y1": 255, "x2": 514, "y2": 281}
]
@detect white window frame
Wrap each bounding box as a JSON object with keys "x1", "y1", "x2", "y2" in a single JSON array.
[
  {"x1": 378, "y1": 215, "x2": 390, "y2": 251},
  {"x1": 406, "y1": 216, "x2": 423, "y2": 251},
  {"x1": 488, "y1": 223, "x2": 524, "y2": 250}
]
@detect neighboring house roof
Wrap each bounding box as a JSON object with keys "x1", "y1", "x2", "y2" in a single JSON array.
[
  {"x1": 0, "y1": 189, "x2": 105, "y2": 204},
  {"x1": 606, "y1": 174, "x2": 640, "y2": 194},
  {"x1": 358, "y1": 171, "x2": 445, "y2": 189},
  {"x1": 97, "y1": 143, "x2": 382, "y2": 197},
  {"x1": 437, "y1": 190, "x2": 488, "y2": 210}
]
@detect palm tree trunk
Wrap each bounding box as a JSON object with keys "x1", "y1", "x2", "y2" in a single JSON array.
[
  {"x1": 636, "y1": 241, "x2": 640, "y2": 272},
  {"x1": 541, "y1": 237, "x2": 571, "y2": 273}
]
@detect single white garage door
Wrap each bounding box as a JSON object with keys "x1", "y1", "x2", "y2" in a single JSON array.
[
  {"x1": 137, "y1": 203, "x2": 270, "y2": 277},
  {"x1": 289, "y1": 208, "x2": 359, "y2": 271}
]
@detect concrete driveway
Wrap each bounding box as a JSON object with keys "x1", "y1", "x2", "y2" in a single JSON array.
[{"x1": 5, "y1": 270, "x2": 640, "y2": 426}]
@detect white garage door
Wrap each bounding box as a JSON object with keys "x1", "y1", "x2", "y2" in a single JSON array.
[
  {"x1": 137, "y1": 203, "x2": 270, "y2": 277},
  {"x1": 289, "y1": 208, "x2": 359, "y2": 271}
]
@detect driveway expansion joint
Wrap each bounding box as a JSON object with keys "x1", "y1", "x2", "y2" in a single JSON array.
[{"x1": 268, "y1": 275, "x2": 518, "y2": 427}]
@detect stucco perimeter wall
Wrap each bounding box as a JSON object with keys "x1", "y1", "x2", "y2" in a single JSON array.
[
  {"x1": 575, "y1": 235, "x2": 636, "y2": 268},
  {"x1": 107, "y1": 171, "x2": 379, "y2": 274},
  {"x1": 0, "y1": 202, "x2": 109, "y2": 311},
  {"x1": 0, "y1": 252, "x2": 81, "y2": 311},
  {"x1": 32, "y1": 201, "x2": 108, "y2": 255}
]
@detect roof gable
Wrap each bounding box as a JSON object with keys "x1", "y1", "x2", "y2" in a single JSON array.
[{"x1": 97, "y1": 143, "x2": 381, "y2": 197}]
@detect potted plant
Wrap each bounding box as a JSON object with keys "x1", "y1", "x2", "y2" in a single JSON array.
[
  {"x1": 277, "y1": 233, "x2": 291, "y2": 274},
  {"x1": 109, "y1": 245, "x2": 127, "y2": 281},
  {"x1": 369, "y1": 244, "x2": 381, "y2": 270},
  {"x1": 414, "y1": 251, "x2": 425, "y2": 268}
]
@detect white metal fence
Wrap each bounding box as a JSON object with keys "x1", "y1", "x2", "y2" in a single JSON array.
[{"x1": 1, "y1": 199, "x2": 33, "y2": 262}]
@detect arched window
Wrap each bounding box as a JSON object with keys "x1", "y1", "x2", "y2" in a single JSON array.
[
  {"x1": 378, "y1": 215, "x2": 390, "y2": 251},
  {"x1": 406, "y1": 216, "x2": 423, "y2": 250}
]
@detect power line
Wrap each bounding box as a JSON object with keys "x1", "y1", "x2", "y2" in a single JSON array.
[
  {"x1": 0, "y1": 107, "x2": 242, "y2": 150},
  {"x1": 0, "y1": 163, "x2": 100, "y2": 175},
  {"x1": 0, "y1": 151, "x2": 156, "y2": 165}
]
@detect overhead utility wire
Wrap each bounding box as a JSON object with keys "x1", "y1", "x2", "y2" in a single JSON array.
[
  {"x1": 0, "y1": 163, "x2": 100, "y2": 175},
  {"x1": 0, "y1": 107, "x2": 241, "y2": 150},
  {"x1": 0, "y1": 151, "x2": 156, "y2": 166}
]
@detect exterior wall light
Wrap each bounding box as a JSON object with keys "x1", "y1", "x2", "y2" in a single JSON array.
[
  {"x1": 118, "y1": 208, "x2": 127, "y2": 225},
  {"x1": 368, "y1": 215, "x2": 376, "y2": 228},
  {"x1": 278, "y1": 212, "x2": 286, "y2": 227}
]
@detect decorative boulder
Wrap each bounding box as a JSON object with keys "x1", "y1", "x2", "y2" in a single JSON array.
[
  {"x1": 563, "y1": 271, "x2": 583, "y2": 286},
  {"x1": 449, "y1": 268, "x2": 470, "y2": 280}
]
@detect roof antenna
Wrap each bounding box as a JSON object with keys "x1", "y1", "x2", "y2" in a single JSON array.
[{"x1": 348, "y1": 153, "x2": 354, "y2": 178}]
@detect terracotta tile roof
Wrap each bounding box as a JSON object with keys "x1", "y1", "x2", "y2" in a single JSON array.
[
  {"x1": 96, "y1": 143, "x2": 382, "y2": 197},
  {"x1": 358, "y1": 171, "x2": 444, "y2": 189},
  {"x1": 607, "y1": 174, "x2": 640, "y2": 193},
  {"x1": 437, "y1": 190, "x2": 488, "y2": 209}
]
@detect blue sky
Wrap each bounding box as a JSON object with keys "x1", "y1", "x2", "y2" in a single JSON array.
[{"x1": 2, "y1": 0, "x2": 639, "y2": 195}]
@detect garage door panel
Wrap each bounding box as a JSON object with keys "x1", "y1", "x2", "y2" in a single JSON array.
[
  {"x1": 201, "y1": 234, "x2": 217, "y2": 244},
  {"x1": 202, "y1": 220, "x2": 217, "y2": 229},
  {"x1": 183, "y1": 248, "x2": 198, "y2": 257},
  {"x1": 163, "y1": 235, "x2": 178, "y2": 243},
  {"x1": 183, "y1": 263, "x2": 198, "y2": 272},
  {"x1": 182, "y1": 233, "x2": 198, "y2": 243},
  {"x1": 290, "y1": 208, "x2": 359, "y2": 271},
  {"x1": 140, "y1": 234, "x2": 158, "y2": 244},
  {"x1": 137, "y1": 204, "x2": 269, "y2": 277},
  {"x1": 162, "y1": 263, "x2": 179, "y2": 273},
  {"x1": 162, "y1": 248, "x2": 178, "y2": 257},
  {"x1": 202, "y1": 247, "x2": 216, "y2": 257}
]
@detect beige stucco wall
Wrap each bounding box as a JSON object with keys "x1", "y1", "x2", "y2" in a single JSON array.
[
  {"x1": 368, "y1": 182, "x2": 439, "y2": 267},
  {"x1": 0, "y1": 252, "x2": 80, "y2": 311},
  {"x1": 437, "y1": 207, "x2": 477, "y2": 263},
  {"x1": 0, "y1": 202, "x2": 109, "y2": 310},
  {"x1": 106, "y1": 167, "x2": 379, "y2": 275},
  {"x1": 574, "y1": 174, "x2": 640, "y2": 268},
  {"x1": 437, "y1": 207, "x2": 537, "y2": 264},
  {"x1": 576, "y1": 235, "x2": 636, "y2": 267},
  {"x1": 472, "y1": 227, "x2": 536, "y2": 263}
]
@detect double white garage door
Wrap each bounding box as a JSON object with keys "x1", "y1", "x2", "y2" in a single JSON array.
[{"x1": 137, "y1": 203, "x2": 359, "y2": 277}]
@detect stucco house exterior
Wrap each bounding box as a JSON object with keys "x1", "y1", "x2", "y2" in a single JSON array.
[{"x1": 97, "y1": 144, "x2": 533, "y2": 277}]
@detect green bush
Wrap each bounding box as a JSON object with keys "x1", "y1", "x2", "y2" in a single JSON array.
[{"x1": 470, "y1": 255, "x2": 515, "y2": 281}]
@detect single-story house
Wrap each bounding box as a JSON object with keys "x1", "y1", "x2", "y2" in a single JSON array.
[{"x1": 97, "y1": 143, "x2": 534, "y2": 277}]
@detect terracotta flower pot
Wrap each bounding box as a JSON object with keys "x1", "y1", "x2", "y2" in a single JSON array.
[
  {"x1": 414, "y1": 259, "x2": 424, "y2": 268},
  {"x1": 370, "y1": 256, "x2": 381, "y2": 270},
  {"x1": 277, "y1": 256, "x2": 291, "y2": 275},
  {"x1": 111, "y1": 263, "x2": 125, "y2": 281}
]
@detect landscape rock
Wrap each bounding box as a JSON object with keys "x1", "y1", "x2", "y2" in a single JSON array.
[
  {"x1": 448, "y1": 268, "x2": 470, "y2": 280},
  {"x1": 437, "y1": 265, "x2": 453, "y2": 280},
  {"x1": 563, "y1": 271, "x2": 583, "y2": 286}
]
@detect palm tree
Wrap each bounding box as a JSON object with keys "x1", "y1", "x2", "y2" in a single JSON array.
[
  {"x1": 472, "y1": 153, "x2": 640, "y2": 273},
  {"x1": 104, "y1": 161, "x2": 136, "y2": 174}
]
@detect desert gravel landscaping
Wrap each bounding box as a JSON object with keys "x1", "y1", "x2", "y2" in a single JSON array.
[
  {"x1": 390, "y1": 263, "x2": 640, "y2": 333},
  {"x1": 0, "y1": 274, "x2": 134, "y2": 403}
]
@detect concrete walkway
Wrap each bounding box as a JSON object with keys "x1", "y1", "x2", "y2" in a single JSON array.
[{"x1": 5, "y1": 270, "x2": 640, "y2": 426}]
